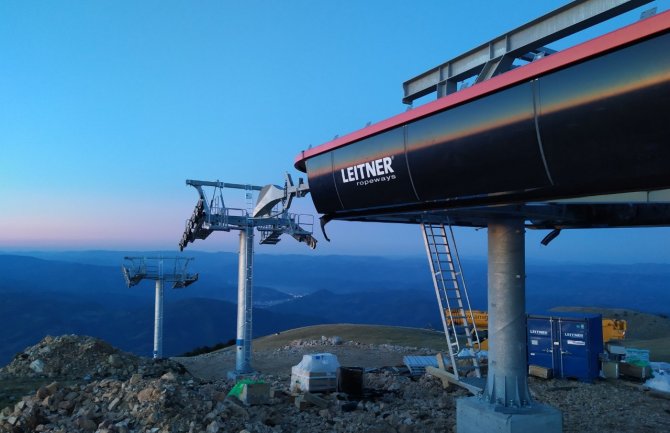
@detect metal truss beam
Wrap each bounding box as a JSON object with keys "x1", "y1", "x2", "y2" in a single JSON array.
[{"x1": 402, "y1": 0, "x2": 652, "y2": 104}]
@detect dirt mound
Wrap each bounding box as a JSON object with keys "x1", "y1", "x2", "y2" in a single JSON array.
[
  {"x1": 0, "y1": 335, "x2": 183, "y2": 381},
  {"x1": 251, "y1": 324, "x2": 449, "y2": 352}
]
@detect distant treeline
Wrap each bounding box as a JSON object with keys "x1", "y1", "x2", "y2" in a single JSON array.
[{"x1": 179, "y1": 339, "x2": 236, "y2": 357}]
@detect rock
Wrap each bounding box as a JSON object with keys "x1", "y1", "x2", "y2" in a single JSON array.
[
  {"x1": 108, "y1": 397, "x2": 121, "y2": 411},
  {"x1": 161, "y1": 372, "x2": 176, "y2": 381},
  {"x1": 30, "y1": 359, "x2": 45, "y2": 373},
  {"x1": 224, "y1": 398, "x2": 250, "y2": 419},
  {"x1": 35, "y1": 386, "x2": 49, "y2": 399},
  {"x1": 137, "y1": 387, "x2": 159, "y2": 403},
  {"x1": 339, "y1": 401, "x2": 358, "y2": 412},
  {"x1": 58, "y1": 399, "x2": 74, "y2": 412},
  {"x1": 129, "y1": 373, "x2": 142, "y2": 385},
  {"x1": 212, "y1": 391, "x2": 227, "y2": 401},
  {"x1": 75, "y1": 416, "x2": 98, "y2": 431},
  {"x1": 206, "y1": 420, "x2": 220, "y2": 433},
  {"x1": 45, "y1": 382, "x2": 59, "y2": 395},
  {"x1": 330, "y1": 336, "x2": 343, "y2": 345},
  {"x1": 108, "y1": 354, "x2": 123, "y2": 368}
]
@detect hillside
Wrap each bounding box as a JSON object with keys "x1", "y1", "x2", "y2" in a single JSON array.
[{"x1": 267, "y1": 290, "x2": 444, "y2": 329}]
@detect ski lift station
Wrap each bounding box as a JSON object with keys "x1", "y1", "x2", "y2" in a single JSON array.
[
  {"x1": 179, "y1": 1, "x2": 670, "y2": 432},
  {"x1": 292, "y1": 1, "x2": 670, "y2": 432}
]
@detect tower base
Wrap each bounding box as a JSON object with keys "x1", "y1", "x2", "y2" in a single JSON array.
[
  {"x1": 227, "y1": 370, "x2": 258, "y2": 381},
  {"x1": 457, "y1": 396, "x2": 562, "y2": 433}
]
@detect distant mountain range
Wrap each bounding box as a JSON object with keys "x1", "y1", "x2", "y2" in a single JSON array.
[
  {"x1": 0, "y1": 251, "x2": 668, "y2": 365},
  {"x1": 0, "y1": 291, "x2": 323, "y2": 365}
]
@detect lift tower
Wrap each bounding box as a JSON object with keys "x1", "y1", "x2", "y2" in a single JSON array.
[
  {"x1": 179, "y1": 174, "x2": 316, "y2": 378},
  {"x1": 121, "y1": 256, "x2": 199, "y2": 359}
]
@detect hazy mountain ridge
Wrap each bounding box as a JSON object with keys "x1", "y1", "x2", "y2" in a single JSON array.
[
  {"x1": 0, "y1": 292, "x2": 327, "y2": 365},
  {"x1": 1, "y1": 251, "x2": 669, "y2": 365}
]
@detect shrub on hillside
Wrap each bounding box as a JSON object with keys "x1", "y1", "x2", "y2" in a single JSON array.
[{"x1": 179, "y1": 339, "x2": 235, "y2": 357}]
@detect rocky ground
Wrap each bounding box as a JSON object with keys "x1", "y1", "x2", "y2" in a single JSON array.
[{"x1": 1, "y1": 329, "x2": 670, "y2": 433}]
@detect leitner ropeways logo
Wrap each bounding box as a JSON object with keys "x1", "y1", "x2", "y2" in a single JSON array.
[
  {"x1": 563, "y1": 332, "x2": 584, "y2": 339},
  {"x1": 340, "y1": 156, "x2": 397, "y2": 187}
]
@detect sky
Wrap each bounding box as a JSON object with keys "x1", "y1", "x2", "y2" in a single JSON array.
[{"x1": 1, "y1": 0, "x2": 669, "y2": 263}]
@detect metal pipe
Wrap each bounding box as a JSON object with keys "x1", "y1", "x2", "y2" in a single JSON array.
[
  {"x1": 484, "y1": 218, "x2": 532, "y2": 409},
  {"x1": 186, "y1": 179, "x2": 263, "y2": 191},
  {"x1": 153, "y1": 278, "x2": 164, "y2": 359},
  {"x1": 235, "y1": 225, "x2": 254, "y2": 374}
]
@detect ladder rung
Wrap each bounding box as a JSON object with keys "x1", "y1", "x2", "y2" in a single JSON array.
[{"x1": 435, "y1": 271, "x2": 456, "y2": 276}]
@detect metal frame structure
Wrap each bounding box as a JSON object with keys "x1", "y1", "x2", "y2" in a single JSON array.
[
  {"x1": 179, "y1": 175, "x2": 315, "y2": 378},
  {"x1": 121, "y1": 256, "x2": 198, "y2": 359}
]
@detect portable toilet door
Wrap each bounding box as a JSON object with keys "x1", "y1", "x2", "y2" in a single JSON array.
[
  {"x1": 556, "y1": 315, "x2": 603, "y2": 382},
  {"x1": 527, "y1": 315, "x2": 557, "y2": 372}
]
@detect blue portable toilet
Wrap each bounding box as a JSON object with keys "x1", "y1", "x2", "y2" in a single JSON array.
[{"x1": 527, "y1": 313, "x2": 603, "y2": 382}]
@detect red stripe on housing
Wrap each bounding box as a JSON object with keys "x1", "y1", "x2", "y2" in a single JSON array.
[{"x1": 295, "y1": 9, "x2": 670, "y2": 171}]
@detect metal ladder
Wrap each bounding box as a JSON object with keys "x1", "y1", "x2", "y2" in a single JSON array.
[
  {"x1": 244, "y1": 185, "x2": 255, "y2": 216},
  {"x1": 421, "y1": 223, "x2": 482, "y2": 382}
]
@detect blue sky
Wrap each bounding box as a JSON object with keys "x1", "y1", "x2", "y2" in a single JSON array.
[{"x1": 1, "y1": 0, "x2": 669, "y2": 263}]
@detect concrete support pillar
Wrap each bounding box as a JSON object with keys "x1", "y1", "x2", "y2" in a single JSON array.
[
  {"x1": 457, "y1": 218, "x2": 561, "y2": 433},
  {"x1": 153, "y1": 279, "x2": 164, "y2": 359},
  {"x1": 233, "y1": 225, "x2": 255, "y2": 376}
]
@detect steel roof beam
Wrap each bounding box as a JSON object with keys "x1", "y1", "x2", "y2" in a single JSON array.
[
  {"x1": 186, "y1": 179, "x2": 263, "y2": 191},
  {"x1": 402, "y1": 0, "x2": 653, "y2": 104}
]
